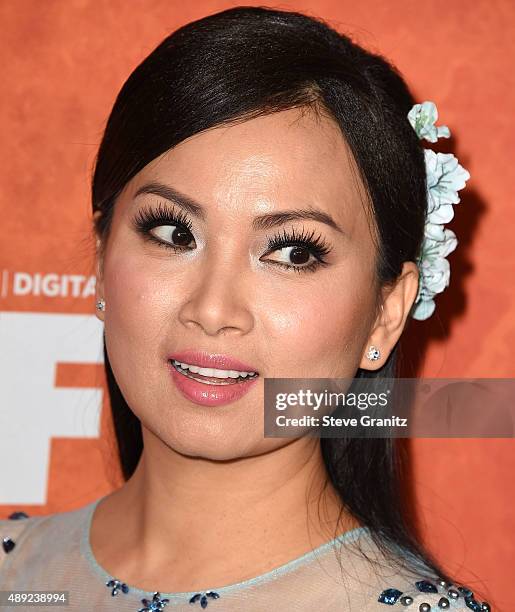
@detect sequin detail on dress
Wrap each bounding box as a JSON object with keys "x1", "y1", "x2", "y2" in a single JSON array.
[
  {"x1": 105, "y1": 578, "x2": 129, "y2": 596},
  {"x1": 189, "y1": 591, "x2": 221, "y2": 608},
  {"x1": 2, "y1": 537, "x2": 15, "y2": 553},
  {"x1": 378, "y1": 577, "x2": 491, "y2": 610},
  {"x1": 138, "y1": 592, "x2": 170, "y2": 611},
  {"x1": 416, "y1": 579, "x2": 438, "y2": 593},
  {"x1": 2, "y1": 510, "x2": 30, "y2": 554},
  {"x1": 8, "y1": 511, "x2": 30, "y2": 520}
]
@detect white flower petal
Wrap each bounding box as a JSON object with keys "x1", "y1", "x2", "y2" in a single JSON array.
[
  {"x1": 420, "y1": 257, "x2": 450, "y2": 294},
  {"x1": 424, "y1": 231, "x2": 458, "y2": 259},
  {"x1": 424, "y1": 223, "x2": 446, "y2": 241},
  {"x1": 427, "y1": 203, "x2": 455, "y2": 224},
  {"x1": 436, "y1": 125, "x2": 451, "y2": 139},
  {"x1": 408, "y1": 101, "x2": 451, "y2": 143},
  {"x1": 437, "y1": 229, "x2": 458, "y2": 258},
  {"x1": 411, "y1": 298, "x2": 436, "y2": 321}
]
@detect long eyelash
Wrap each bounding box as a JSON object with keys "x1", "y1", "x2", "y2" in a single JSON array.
[
  {"x1": 133, "y1": 201, "x2": 193, "y2": 232},
  {"x1": 266, "y1": 226, "x2": 332, "y2": 274},
  {"x1": 131, "y1": 202, "x2": 194, "y2": 251}
]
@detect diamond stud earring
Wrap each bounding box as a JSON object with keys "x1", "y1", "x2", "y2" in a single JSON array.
[
  {"x1": 96, "y1": 299, "x2": 106, "y2": 312},
  {"x1": 366, "y1": 345, "x2": 381, "y2": 361}
]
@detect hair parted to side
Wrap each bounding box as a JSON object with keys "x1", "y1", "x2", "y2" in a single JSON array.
[{"x1": 92, "y1": 5, "x2": 451, "y2": 583}]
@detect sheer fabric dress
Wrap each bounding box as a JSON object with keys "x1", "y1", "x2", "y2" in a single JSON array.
[{"x1": 0, "y1": 497, "x2": 490, "y2": 611}]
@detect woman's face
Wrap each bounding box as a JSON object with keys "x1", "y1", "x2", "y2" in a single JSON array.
[{"x1": 95, "y1": 107, "x2": 382, "y2": 459}]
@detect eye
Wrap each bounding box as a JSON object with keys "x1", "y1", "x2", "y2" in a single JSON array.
[
  {"x1": 262, "y1": 227, "x2": 332, "y2": 274},
  {"x1": 266, "y1": 245, "x2": 318, "y2": 268},
  {"x1": 150, "y1": 225, "x2": 195, "y2": 249},
  {"x1": 131, "y1": 202, "x2": 196, "y2": 251}
]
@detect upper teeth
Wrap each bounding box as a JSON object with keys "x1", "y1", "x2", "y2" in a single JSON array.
[{"x1": 172, "y1": 359, "x2": 257, "y2": 379}]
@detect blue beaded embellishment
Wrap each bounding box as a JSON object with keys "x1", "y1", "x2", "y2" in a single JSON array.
[
  {"x1": 8, "y1": 511, "x2": 29, "y2": 520},
  {"x1": 378, "y1": 588, "x2": 403, "y2": 604},
  {"x1": 138, "y1": 592, "x2": 170, "y2": 611},
  {"x1": 2, "y1": 537, "x2": 15, "y2": 553},
  {"x1": 2, "y1": 511, "x2": 29, "y2": 554},
  {"x1": 458, "y1": 586, "x2": 474, "y2": 598},
  {"x1": 105, "y1": 578, "x2": 129, "y2": 596},
  {"x1": 462, "y1": 596, "x2": 488, "y2": 611},
  {"x1": 2, "y1": 510, "x2": 29, "y2": 554},
  {"x1": 101, "y1": 573, "x2": 222, "y2": 609},
  {"x1": 189, "y1": 591, "x2": 221, "y2": 608},
  {"x1": 416, "y1": 579, "x2": 438, "y2": 593},
  {"x1": 377, "y1": 576, "x2": 492, "y2": 611}
]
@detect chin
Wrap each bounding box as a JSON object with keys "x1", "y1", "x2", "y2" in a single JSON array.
[
  {"x1": 164, "y1": 435, "x2": 261, "y2": 461},
  {"x1": 152, "y1": 421, "x2": 284, "y2": 461}
]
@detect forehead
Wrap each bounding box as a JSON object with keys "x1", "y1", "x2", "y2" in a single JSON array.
[{"x1": 124, "y1": 106, "x2": 368, "y2": 222}]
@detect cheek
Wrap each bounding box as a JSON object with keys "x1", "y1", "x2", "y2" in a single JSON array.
[
  {"x1": 101, "y1": 255, "x2": 174, "y2": 405},
  {"x1": 266, "y1": 266, "x2": 375, "y2": 378},
  {"x1": 104, "y1": 260, "x2": 166, "y2": 344}
]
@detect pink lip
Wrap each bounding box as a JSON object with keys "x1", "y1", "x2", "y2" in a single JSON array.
[
  {"x1": 168, "y1": 350, "x2": 258, "y2": 373},
  {"x1": 167, "y1": 350, "x2": 260, "y2": 407}
]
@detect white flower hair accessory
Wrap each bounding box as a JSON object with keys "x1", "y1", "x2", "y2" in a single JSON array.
[{"x1": 407, "y1": 101, "x2": 470, "y2": 320}]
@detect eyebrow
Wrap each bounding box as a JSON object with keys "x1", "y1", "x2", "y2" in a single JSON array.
[{"x1": 134, "y1": 182, "x2": 345, "y2": 235}]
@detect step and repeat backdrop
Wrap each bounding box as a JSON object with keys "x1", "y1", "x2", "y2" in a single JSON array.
[{"x1": 1, "y1": 0, "x2": 514, "y2": 608}]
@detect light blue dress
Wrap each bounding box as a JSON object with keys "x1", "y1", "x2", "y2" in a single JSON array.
[{"x1": 0, "y1": 496, "x2": 490, "y2": 611}]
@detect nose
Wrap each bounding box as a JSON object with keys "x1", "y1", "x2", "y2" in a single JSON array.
[{"x1": 177, "y1": 258, "x2": 255, "y2": 337}]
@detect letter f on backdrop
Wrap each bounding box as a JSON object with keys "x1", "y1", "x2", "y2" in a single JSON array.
[{"x1": 0, "y1": 312, "x2": 104, "y2": 504}]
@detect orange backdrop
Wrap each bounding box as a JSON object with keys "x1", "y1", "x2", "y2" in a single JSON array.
[{"x1": 1, "y1": 1, "x2": 513, "y2": 610}]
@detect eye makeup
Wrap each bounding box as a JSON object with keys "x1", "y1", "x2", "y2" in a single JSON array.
[{"x1": 131, "y1": 200, "x2": 333, "y2": 274}]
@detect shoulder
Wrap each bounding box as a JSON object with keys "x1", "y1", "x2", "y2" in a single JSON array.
[
  {"x1": 333, "y1": 529, "x2": 492, "y2": 612},
  {"x1": 369, "y1": 541, "x2": 493, "y2": 612},
  {"x1": 0, "y1": 501, "x2": 95, "y2": 578}
]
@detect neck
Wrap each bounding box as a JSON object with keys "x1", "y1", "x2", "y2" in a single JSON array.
[{"x1": 92, "y1": 428, "x2": 359, "y2": 592}]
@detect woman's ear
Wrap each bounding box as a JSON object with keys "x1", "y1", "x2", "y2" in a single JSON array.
[{"x1": 359, "y1": 261, "x2": 420, "y2": 370}]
